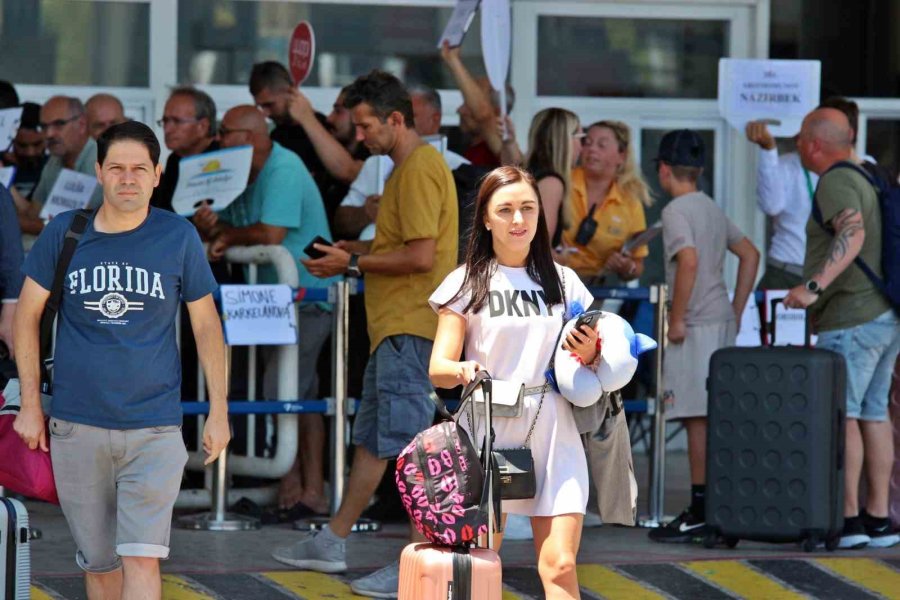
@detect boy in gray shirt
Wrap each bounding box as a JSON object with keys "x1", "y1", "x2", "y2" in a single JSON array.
[{"x1": 648, "y1": 130, "x2": 759, "y2": 543}]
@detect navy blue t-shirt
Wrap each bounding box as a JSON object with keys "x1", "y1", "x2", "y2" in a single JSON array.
[{"x1": 23, "y1": 208, "x2": 218, "y2": 429}]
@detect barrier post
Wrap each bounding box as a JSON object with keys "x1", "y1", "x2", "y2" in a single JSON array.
[
  {"x1": 176, "y1": 348, "x2": 260, "y2": 531},
  {"x1": 175, "y1": 447, "x2": 260, "y2": 531},
  {"x1": 330, "y1": 279, "x2": 349, "y2": 515},
  {"x1": 643, "y1": 284, "x2": 668, "y2": 527}
]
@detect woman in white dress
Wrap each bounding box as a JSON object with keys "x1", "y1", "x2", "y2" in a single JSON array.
[{"x1": 429, "y1": 166, "x2": 598, "y2": 599}]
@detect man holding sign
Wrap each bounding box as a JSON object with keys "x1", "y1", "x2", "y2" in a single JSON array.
[
  {"x1": 13, "y1": 121, "x2": 229, "y2": 600},
  {"x1": 18, "y1": 96, "x2": 103, "y2": 234}
]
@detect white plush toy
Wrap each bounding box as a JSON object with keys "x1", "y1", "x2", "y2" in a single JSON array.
[{"x1": 552, "y1": 308, "x2": 657, "y2": 407}]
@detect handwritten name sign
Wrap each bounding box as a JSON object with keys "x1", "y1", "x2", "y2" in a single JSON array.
[
  {"x1": 40, "y1": 169, "x2": 98, "y2": 219},
  {"x1": 221, "y1": 284, "x2": 297, "y2": 346}
]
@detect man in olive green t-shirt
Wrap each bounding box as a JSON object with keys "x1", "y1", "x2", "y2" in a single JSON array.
[
  {"x1": 785, "y1": 108, "x2": 900, "y2": 550},
  {"x1": 274, "y1": 70, "x2": 458, "y2": 597}
]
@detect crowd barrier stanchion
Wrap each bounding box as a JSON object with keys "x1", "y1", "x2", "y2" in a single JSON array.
[
  {"x1": 645, "y1": 284, "x2": 668, "y2": 527},
  {"x1": 176, "y1": 445, "x2": 261, "y2": 531},
  {"x1": 176, "y1": 348, "x2": 260, "y2": 531},
  {"x1": 330, "y1": 279, "x2": 350, "y2": 515},
  {"x1": 177, "y1": 245, "x2": 300, "y2": 513}
]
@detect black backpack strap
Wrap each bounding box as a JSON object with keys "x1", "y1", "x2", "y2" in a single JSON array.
[
  {"x1": 39, "y1": 209, "x2": 91, "y2": 392},
  {"x1": 810, "y1": 162, "x2": 887, "y2": 293}
]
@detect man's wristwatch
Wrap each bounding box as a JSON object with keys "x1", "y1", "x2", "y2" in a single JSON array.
[
  {"x1": 805, "y1": 279, "x2": 823, "y2": 295},
  {"x1": 346, "y1": 253, "x2": 362, "y2": 278}
]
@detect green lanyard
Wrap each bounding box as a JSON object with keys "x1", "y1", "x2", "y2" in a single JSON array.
[{"x1": 803, "y1": 168, "x2": 815, "y2": 201}]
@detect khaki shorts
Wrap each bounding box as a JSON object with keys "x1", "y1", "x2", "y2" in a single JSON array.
[
  {"x1": 49, "y1": 418, "x2": 188, "y2": 573},
  {"x1": 663, "y1": 320, "x2": 736, "y2": 420}
]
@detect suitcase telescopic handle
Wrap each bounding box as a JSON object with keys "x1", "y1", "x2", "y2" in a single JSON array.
[{"x1": 769, "y1": 297, "x2": 813, "y2": 347}]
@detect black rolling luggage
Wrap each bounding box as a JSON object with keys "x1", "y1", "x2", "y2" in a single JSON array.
[{"x1": 704, "y1": 344, "x2": 846, "y2": 551}]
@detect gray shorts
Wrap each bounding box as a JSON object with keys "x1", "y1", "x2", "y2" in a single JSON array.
[
  {"x1": 664, "y1": 320, "x2": 737, "y2": 420},
  {"x1": 353, "y1": 335, "x2": 436, "y2": 459},
  {"x1": 49, "y1": 418, "x2": 188, "y2": 573}
]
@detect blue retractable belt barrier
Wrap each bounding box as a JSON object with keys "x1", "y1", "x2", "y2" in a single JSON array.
[
  {"x1": 586, "y1": 287, "x2": 651, "y2": 301},
  {"x1": 182, "y1": 400, "x2": 328, "y2": 415}
]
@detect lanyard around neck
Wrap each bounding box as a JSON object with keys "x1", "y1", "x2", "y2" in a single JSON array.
[{"x1": 803, "y1": 168, "x2": 815, "y2": 201}]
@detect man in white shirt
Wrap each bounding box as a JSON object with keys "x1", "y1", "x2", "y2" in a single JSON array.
[
  {"x1": 746, "y1": 97, "x2": 861, "y2": 289},
  {"x1": 334, "y1": 84, "x2": 469, "y2": 240}
]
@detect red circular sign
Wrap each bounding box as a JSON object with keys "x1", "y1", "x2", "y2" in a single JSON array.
[{"x1": 289, "y1": 21, "x2": 316, "y2": 87}]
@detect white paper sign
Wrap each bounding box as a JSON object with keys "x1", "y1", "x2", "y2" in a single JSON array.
[
  {"x1": 40, "y1": 169, "x2": 98, "y2": 219},
  {"x1": 0, "y1": 107, "x2": 23, "y2": 151},
  {"x1": 221, "y1": 284, "x2": 298, "y2": 346},
  {"x1": 0, "y1": 166, "x2": 15, "y2": 189},
  {"x1": 438, "y1": 0, "x2": 480, "y2": 48},
  {"x1": 171, "y1": 146, "x2": 253, "y2": 216},
  {"x1": 730, "y1": 291, "x2": 762, "y2": 347},
  {"x1": 481, "y1": 0, "x2": 511, "y2": 123},
  {"x1": 718, "y1": 59, "x2": 821, "y2": 137}
]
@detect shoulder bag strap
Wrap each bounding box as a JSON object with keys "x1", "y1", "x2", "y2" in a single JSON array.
[{"x1": 39, "y1": 209, "x2": 91, "y2": 391}]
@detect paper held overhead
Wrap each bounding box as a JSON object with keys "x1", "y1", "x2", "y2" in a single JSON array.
[
  {"x1": 438, "y1": 0, "x2": 480, "y2": 48},
  {"x1": 718, "y1": 59, "x2": 820, "y2": 138},
  {"x1": 171, "y1": 145, "x2": 253, "y2": 216},
  {"x1": 481, "y1": 0, "x2": 511, "y2": 137}
]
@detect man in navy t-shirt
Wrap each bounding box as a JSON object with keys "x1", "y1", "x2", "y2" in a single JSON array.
[{"x1": 13, "y1": 121, "x2": 230, "y2": 600}]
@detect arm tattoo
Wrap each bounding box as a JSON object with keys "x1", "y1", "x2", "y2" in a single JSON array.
[{"x1": 814, "y1": 208, "x2": 864, "y2": 277}]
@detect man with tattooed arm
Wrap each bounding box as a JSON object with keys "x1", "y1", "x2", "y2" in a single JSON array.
[{"x1": 784, "y1": 108, "x2": 900, "y2": 549}]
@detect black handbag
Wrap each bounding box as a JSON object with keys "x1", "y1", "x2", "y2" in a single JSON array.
[
  {"x1": 492, "y1": 447, "x2": 536, "y2": 500},
  {"x1": 463, "y1": 376, "x2": 544, "y2": 501}
]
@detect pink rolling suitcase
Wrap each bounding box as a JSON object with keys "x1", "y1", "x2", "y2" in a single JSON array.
[
  {"x1": 397, "y1": 374, "x2": 503, "y2": 599},
  {"x1": 397, "y1": 543, "x2": 502, "y2": 600}
]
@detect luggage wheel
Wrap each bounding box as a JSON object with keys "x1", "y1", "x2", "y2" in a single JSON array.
[
  {"x1": 724, "y1": 537, "x2": 739, "y2": 549},
  {"x1": 802, "y1": 536, "x2": 819, "y2": 552},
  {"x1": 824, "y1": 535, "x2": 839, "y2": 552}
]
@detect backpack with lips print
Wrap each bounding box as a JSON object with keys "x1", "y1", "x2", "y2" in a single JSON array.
[{"x1": 395, "y1": 374, "x2": 496, "y2": 547}]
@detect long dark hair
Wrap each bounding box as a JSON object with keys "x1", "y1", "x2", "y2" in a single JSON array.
[{"x1": 443, "y1": 166, "x2": 563, "y2": 314}]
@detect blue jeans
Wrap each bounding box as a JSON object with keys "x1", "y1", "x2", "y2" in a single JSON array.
[{"x1": 816, "y1": 310, "x2": 900, "y2": 421}]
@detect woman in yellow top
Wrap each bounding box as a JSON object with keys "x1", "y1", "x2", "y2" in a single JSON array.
[{"x1": 561, "y1": 120, "x2": 653, "y2": 284}]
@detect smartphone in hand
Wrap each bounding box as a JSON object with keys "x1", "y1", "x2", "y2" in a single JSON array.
[
  {"x1": 303, "y1": 236, "x2": 333, "y2": 259},
  {"x1": 574, "y1": 309, "x2": 603, "y2": 331}
]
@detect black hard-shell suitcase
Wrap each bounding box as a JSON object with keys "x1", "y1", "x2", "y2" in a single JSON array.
[
  {"x1": 0, "y1": 497, "x2": 30, "y2": 600},
  {"x1": 705, "y1": 345, "x2": 846, "y2": 551}
]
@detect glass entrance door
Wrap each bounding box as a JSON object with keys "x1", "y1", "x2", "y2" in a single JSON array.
[{"x1": 512, "y1": 1, "x2": 765, "y2": 285}]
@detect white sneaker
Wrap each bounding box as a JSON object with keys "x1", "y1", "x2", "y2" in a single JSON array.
[
  {"x1": 271, "y1": 525, "x2": 347, "y2": 573},
  {"x1": 350, "y1": 561, "x2": 399, "y2": 598}
]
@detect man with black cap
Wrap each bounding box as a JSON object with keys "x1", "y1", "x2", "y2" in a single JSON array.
[
  {"x1": 649, "y1": 130, "x2": 759, "y2": 543},
  {"x1": 1, "y1": 102, "x2": 47, "y2": 199}
]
